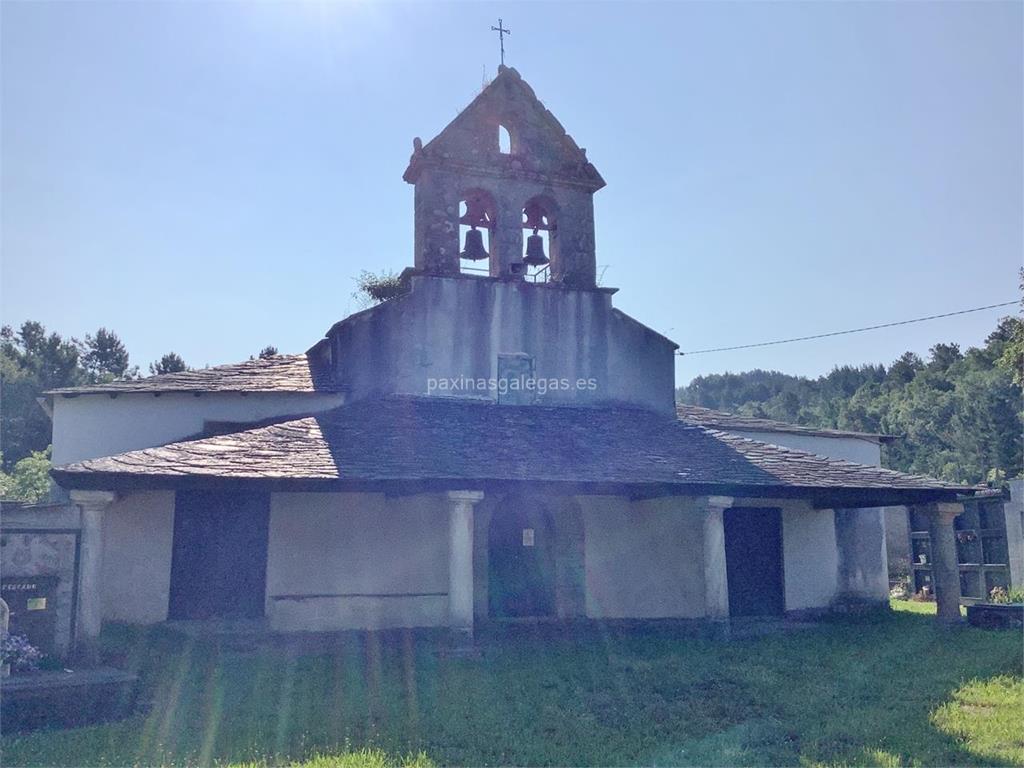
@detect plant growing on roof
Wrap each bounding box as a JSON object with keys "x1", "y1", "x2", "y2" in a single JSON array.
[{"x1": 353, "y1": 270, "x2": 407, "y2": 307}]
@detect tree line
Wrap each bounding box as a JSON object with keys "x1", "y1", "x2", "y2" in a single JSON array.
[{"x1": 678, "y1": 313, "x2": 1023, "y2": 486}]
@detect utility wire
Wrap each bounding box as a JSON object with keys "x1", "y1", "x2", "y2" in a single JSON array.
[{"x1": 677, "y1": 300, "x2": 1019, "y2": 356}]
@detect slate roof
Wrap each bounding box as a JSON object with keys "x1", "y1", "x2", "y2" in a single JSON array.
[
  {"x1": 47, "y1": 354, "x2": 342, "y2": 396},
  {"x1": 52, "y1": 397, "x2": 960, "y2": 503},
  {"x1": 676, "y1": 404, "x2": 897, "y2": 443}
]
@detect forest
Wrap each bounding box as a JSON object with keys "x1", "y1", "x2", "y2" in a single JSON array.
[{"x1": 678, "y1": 314, "x2": 1023, "y2": 485}]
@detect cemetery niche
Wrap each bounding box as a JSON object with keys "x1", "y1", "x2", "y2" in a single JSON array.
[{"x1": 1, "y1": 575, "x2": 60, "y2": 657}]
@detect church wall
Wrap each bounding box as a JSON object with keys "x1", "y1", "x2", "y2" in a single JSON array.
[
  {"x1": 730, "y1": 432, "x2": 902, "y2": 586},
  {"x1": 51, "y1": 391, "x2": 345, "y2": 465},
  {"x1": 779, "y1": 502, "x2": 840, "y2": 611},
  {"x1": 329, "y1": 275, "x2": 676, "y2": 413},
  {"x1": 728, "y1": 431, "x2": 882, "y2": 466},
  {"x1": 471, "y1": 493, "x2": 587, "y2": 621},
  {"x1": 580, "y1": 495, "x2": 705, "y2": 619},
  {"x1": 265, "y1": 492, "x2": 449, "y2": 632},
  {"x1": 834, "y1": 507, "x2": 890, "y2": 603},
  {"x1": 101, "y1": 491, "x2": 175, "y2": 624}
]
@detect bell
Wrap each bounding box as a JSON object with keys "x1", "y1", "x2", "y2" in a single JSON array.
[
  {"x1": 524, "y1": 230, "x2": 548, "y2": 266},
  {"x1": 460, "y1": 227, "x2": 489, "y2": 261}
]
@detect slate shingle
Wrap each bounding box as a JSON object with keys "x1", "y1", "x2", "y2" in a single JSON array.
[
  {"x1": 47, "y1": 354, "x2": 341, "y2": 395},
  {"x1": 676, "y1": 404, "x2": 896, "y2": 443},
  {"x1": 52, "y1": 397, "x2": 959, "y2": 500}
]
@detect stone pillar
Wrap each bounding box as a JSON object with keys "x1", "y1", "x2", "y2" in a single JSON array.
[
  {"x1": 702, "y1": 496, "x2": 733, "y2": 620},
  {"x1": 834, "y1": 507, "x2": 890, "y2": 606},
  {"x1": 923, "y1": 501, "x2": 965, "y2": 626},
  {"x1": 448, "y1": 490, "x2": 484, "y2": 647},
  {"x1": 69, "y1": 490, "x2": 116, "y2": 660},
  {"x1": 1004, "y1": 481, "x2": 1024, "y2": 590}
]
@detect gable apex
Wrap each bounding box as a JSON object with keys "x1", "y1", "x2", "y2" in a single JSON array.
[{"x1": 403, "y1": 66, "x2": 605, "y2": 190}]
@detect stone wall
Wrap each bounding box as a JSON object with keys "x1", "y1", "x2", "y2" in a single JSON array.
[
  {"x1": 1003, "y1": 479, "x2": 1023, "y2": 590},
  {"x1": 0, "y1": 503, "x2": 80, "y2": 656},
  {"x1": 412, "y1": 166, "x2": 597, "y2": 285},
  {"x1": 405, "y1": 66, "x2": 603, "y2": 286}
]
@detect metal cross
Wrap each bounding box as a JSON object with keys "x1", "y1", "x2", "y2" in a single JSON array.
[{"x1": 491, "y1": 18, "x2": 511, "y2": 66}]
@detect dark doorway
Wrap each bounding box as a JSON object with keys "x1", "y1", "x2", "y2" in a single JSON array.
[
  {"x1": 724, "y1": 507, "x2": 785, "y2": 617},
  {"x1": 488, "y1": 500, "x2": 556, "y2": 618},
  {"x1": 168, "y1": 490, "x2": 270, "y2": 620}
]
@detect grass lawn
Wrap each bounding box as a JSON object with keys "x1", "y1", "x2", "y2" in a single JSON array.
[{"x1": 2, "y1": 601, "x2": 1021, "y2": 767}]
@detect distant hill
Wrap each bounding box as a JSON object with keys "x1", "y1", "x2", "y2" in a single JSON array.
[{"x1": 676, "y1": 316, "x2": 1023, "y2": 485}]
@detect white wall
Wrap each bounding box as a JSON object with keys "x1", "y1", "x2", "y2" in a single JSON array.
[
  {"x1": 101, "y1": 491, "x2": 175, "y2": 624},
  {"x1": 581, "y1": 496, "x2": 705, "y2": 619},
  {"x1": 328, "y1": 275, "x2": 677, "y2": 413},
  {"x1": 91, "y1": 490, "x2": 855, "y2": 631},
  {"x1": 51, "y1": 391, "x2": 345, "y2": 465},
  {"x1": 265, "y1": 492, "x2": 449, "y2": 632},
  {"x1": 730, "y1": 431, "x2": 882, "y2": 467},
  {"x1": 779, "y1": 503, "x2": 839, "y2": 611}
]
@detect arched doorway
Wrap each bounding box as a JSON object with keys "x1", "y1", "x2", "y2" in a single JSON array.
[{"x1": 488, "y1": 498, "x2": 557, "y2": 618}]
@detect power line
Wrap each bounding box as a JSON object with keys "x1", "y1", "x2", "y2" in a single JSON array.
[{"x1": 677, "y1": 300, "x2": 1019, "y2": 356}]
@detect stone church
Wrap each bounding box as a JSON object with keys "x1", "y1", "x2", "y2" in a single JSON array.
[{"x1": 49, "y1": 67, "x2": 971, "y2": 651}]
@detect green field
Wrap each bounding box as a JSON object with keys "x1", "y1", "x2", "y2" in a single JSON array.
[{"x1": 3, "y1": 601, "x2": 1021, "y2": 767}]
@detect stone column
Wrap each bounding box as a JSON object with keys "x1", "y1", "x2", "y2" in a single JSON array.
[
  {"x1": 923, "y1": 501, "x2": 965, "y2": 626},
  {"x1": 69, "y1": 490, "x2": 116, "y2": 660},
  {"x1": 1003, "y1": 487, "x2": 1024, "y2": 591},
  {"x1": 834, "y1": 507, "x2": 890, "y2": 606},
  {"x1": 448, "y1": 490, "x2": 484, "y2": 647},
  {"x1": 702, "y1": 496, "x2": 734, "y2": 621}
]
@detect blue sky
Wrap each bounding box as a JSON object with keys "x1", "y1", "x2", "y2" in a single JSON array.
[{"x1": 2, "y1": 1, "x2": 1020, "y2": 385}]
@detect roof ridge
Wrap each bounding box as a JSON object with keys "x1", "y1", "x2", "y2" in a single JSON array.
[{"x1": 676, "y1": 403, "x2": 897, "y2": 443}]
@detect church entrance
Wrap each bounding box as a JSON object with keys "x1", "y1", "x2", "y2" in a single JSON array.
[
  {"x1": 488, "y1": 499, "x2": 556, "y2": 618},
  {"x1": 724, "y1": 507, "x2": 785, "y2": 617},
  {"x1": 168, "y1": 490, "x2": 270, "y2": 621}
]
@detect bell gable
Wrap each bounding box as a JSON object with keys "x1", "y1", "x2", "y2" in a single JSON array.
[
  {"x1": 402, "y1": 66, "x2": 604, "y2": 191},
  {"x1": 403, "y1": 67, "x2": 604, "y2": 288}
]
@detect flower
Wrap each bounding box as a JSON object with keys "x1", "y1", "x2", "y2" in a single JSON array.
[{"x1": 0, "y1": 633, "x2": 44, "y2": 671}]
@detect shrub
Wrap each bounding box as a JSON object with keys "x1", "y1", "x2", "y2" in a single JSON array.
[
  {"x1": 0, "y1": 634, "x2": 43, "y2": 671},
  {"x1": 353, "y1": 270, "x2": 407, "y2": 307}
]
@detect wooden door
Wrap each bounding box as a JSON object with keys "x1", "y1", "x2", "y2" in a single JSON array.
[
  {"x1": 168, "y1": 490, "x2": 270, "y2": 620},
  {"x1": 488, "y1": 502, "x2": 556, "y2": 618},
  {"x1": 724, "y1": 507, "x2": 785, "y2": 617}
]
